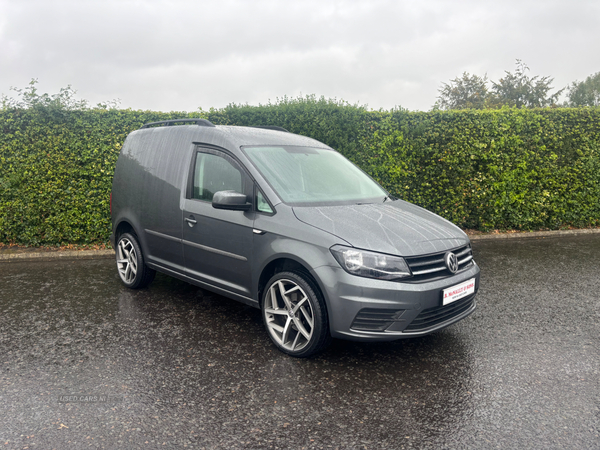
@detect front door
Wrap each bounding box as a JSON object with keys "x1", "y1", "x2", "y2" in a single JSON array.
[{"x1": 182, "y1": 148, "x2": 254, "y2": 298}]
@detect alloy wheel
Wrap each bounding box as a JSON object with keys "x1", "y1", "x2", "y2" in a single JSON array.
[
  {"x1": 117, "y1": 237, "x2": 138, "y2": 284},
  {"x1": 264, "y1": 279, "x2": 315, "y2": 352}
]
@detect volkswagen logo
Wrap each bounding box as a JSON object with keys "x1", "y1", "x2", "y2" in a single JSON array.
[{"x1": 445, "y1": 252, "x2": 459, "y2": 274}]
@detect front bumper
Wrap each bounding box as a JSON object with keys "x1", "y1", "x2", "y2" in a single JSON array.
[{"x1": 314, "y1": 261, "x2": 480, "y2": 342}]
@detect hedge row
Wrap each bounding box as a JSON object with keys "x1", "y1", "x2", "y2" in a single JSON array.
[
  {"x1": 1, "y1": 96, "x2": 599, "y2": 245},
  {"x1": 366, "y1": 108, "x2": 600, "y2": 230},
  {"x1": 208, "y1": 99, "x2": 600, "y2": 231},
  {"x1": 0, "y1": 107, "x2": 186, "y2": 244}
]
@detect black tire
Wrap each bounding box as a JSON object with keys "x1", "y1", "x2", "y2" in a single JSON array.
[
  {"x1": 261, "y1": 271, "x2": 331, "y2": 357},
  {"x1": 115, "y1": 232, "x2": 156, "y2": 289}
]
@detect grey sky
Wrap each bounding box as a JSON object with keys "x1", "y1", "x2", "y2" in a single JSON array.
[{"x1": 1, "y1": 0, "x2": 598, "y2": 112}]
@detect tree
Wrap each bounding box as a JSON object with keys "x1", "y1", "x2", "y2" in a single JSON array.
[
  {"x1": 1, "y1": 79, "x2": 89, "y2": 111},
  {"x1": 490, "y1": 60, "x2": 563, "y2": 108},
  {"x1": 566, "y1": 72, "x2": 600, "y2": 107},
  {"x1": 436, "y1": 72, "x2": 489, "y2": 110},
  {"x1": 435, "y1": 60, "x2": 565, "y2": 110},
  {"x1": 1, "y1": 78, "x2": 120, "y2": 111}
]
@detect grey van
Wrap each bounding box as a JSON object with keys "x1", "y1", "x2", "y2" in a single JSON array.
[{"x1": 110, "y1": 119, "x2": 480, "y2": 357}]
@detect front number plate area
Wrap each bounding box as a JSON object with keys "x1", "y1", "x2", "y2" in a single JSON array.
[{"x1": 442, "y1": 278, "x2": 475, "y2": 306}]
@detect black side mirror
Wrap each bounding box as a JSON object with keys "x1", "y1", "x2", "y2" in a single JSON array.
[{"x1": 212, "y1": 190, "x2": 251, "y2": 211}]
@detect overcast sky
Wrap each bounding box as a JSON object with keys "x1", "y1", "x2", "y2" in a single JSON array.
[{"x1": 1, "y1": 0, "x2": 599, "y2": 112}]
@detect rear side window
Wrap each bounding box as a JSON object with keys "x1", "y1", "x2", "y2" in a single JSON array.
[{"x1": 193, "y1": 152, "x2": 243, "y2": 201}]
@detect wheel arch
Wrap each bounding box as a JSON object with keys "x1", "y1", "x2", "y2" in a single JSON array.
[
  {"x1": 257, "y1": 257, "x2": 326, "y2": 310},
  {"x1": 114, "y1": 220, "x2": 138, "y2": 242}
]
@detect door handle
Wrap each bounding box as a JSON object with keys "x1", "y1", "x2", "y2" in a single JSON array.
[{"x1": 185, "y1": 216, "x2": 197, "y2": 227}]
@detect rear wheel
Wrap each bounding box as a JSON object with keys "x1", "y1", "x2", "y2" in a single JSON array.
[
  {"x1": 116, "y1": 233, "x2": 155, "y2": 289},
  {"x1": 262, "y1": 271, "x2": 331, "y2": 357}
]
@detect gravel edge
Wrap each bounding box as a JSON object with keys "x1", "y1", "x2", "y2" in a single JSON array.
[
  {"x1": 1, "y1": 228, "x2": 599, "y2": 262},
  {"x1": 467, "y1": 228, "x2": 600, "y2": 241},
  {"x1": 0, "y1": 249, "x2": 115, "y2": 262}
]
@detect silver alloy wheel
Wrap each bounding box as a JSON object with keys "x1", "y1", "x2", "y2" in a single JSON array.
[
  {"x1": 264, "y1": 279, "x2": 315, "y2": 352},
  {"x1": 117, "y1": 237, "x2": 138, "y2": 284}
]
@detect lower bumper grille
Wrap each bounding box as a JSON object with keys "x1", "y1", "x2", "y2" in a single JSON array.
[
  {"x1": 404, "y1": 294, "x2": 475, "y2": 332},
  {"x1": 351, "y1": 308, "x2": 406, "y2": 332}
]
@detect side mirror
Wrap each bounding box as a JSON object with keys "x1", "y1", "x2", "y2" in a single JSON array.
[{"x1": 212, "y1": 190, "x2": 251, "y2": 211}]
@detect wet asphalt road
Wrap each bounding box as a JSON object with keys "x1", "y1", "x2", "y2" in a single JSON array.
[{"x1": 1, "y1": 235, "x2": 599, "y2": 449}]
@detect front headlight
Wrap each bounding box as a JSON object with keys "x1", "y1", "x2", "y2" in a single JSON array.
[{"x1": 330, "y1": 245, "x2": 412, "y2": 281}]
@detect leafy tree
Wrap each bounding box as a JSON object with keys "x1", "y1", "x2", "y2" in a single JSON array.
[
  {"x1": 1, "y1": 79, "x2": 89, "y2": 111},
  {"x1": 490, "y1": 60, "x2": 563, "y2": 108},
  {"x1": 436, "y1": 72, "x2": 489, "y2": 110},
  {"x1": 566, "y1": 71, "x2": 600, "y2": 106},
  {"x1": 1, "y1": 78, "x2": 120, "y2": 111},
  {"x1": 436, "y1": 60, "x2": 565, "y2": 110}
]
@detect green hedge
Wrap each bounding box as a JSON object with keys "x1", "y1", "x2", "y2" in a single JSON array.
[
  {"x1": 363, "y1": 108, "x2": 600, "y2": 230},
  {"x1": 1, "y1": 97, "x2": 599, "y2": 245},
  {"x1": 0, "y1": 107, "x2": 191, "y2": 245},
  {"x1": 210, "y1": 100, "x2": 600, "y2": 230}
]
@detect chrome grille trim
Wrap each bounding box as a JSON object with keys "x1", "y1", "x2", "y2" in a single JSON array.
[
  {"x1": 411, "y1": 266, "x2": 446, "y2": 276},
  {"x1": 455, "y1": 247, "x2": 471, "y2": 258},
  {"x1": 405, "y1": 244, "x2": 474, "y2": 282},
  {"x1": 458, "y1": 255, "x2": 473, "y2": 265},
  {"x1": 409, "y1": 257, "x2": 444, "y2": 268}
]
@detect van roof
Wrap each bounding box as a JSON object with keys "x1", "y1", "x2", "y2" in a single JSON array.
[{"x1": 133, "y1": 118, "x2": 330, "y2": 151}]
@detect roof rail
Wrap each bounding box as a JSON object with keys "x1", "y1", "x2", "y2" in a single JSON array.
[
  {"x1": 252, "y1": 125, "x2": 289, "y2": 133},
  {"x1": 141, "y1": 118, "x2": 215, "y2": 129}
]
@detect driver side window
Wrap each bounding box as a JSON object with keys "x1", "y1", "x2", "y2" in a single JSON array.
[{"x1": 193, "y1": 152, "x2": 243, "y2": 202}]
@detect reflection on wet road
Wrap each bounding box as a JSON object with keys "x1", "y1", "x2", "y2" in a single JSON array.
[{"x1": 1, "y1": 235, "x2": 599, "y2": 448}]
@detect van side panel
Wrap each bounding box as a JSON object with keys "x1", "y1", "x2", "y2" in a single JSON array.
[{"x1": 113, "y1": 127, "x2": 195, "y2": 271}]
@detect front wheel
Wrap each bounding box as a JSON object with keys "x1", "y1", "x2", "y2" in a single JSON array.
[
  {"x1": 262, "y1": 271, "x2": 331, "y2": 357},
  {"x1": 116, "y1": 233, "x2": 155, "y2": 289}
]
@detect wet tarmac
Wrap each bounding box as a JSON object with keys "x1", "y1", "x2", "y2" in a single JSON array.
[{"x1": 1, "y1": 235, "x2": 598, "y2": 449}]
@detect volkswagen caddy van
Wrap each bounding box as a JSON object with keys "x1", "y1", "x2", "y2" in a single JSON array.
[{"x1": 110, "y1": 119, "x2": 480, "y2": 357}]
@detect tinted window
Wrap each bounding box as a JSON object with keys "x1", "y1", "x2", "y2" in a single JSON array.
[{"x1": 193, "y1": 152, "x2": 243, "y2": 201}]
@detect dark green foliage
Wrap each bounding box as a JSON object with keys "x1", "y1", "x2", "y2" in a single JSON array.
[
  {"x1": 437, "y1": 60, "x2": 564, "y2": 110},
  {"x1": 436, "y1": 73, "x2": 489, "y2": 110},
  {"x1": 1, "y1": 89, "x2": 599, "y2": 245},
  {"x1": 361, "y1": 108, "x2": 600, "y2": 230},
  {"x1": 490, "y1": 60, "x2": 564, "y2": 108},
  {"x1": 205, "y1": 95, "x2": 373, "y2": 160},
  {"x1": 0, "y1": 98, "x2": 193, "y2": 245},
  {"x1": 567, "y1": 72, "x2": 600, "y2": 107}
]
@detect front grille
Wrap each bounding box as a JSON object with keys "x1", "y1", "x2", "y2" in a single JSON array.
[
  {"x1": 404, "y1": 294, "x2": 475, "y2": 332},
  {"x1": 405, "y1": 244, "x2": 474, "y2": 282},
  {"x1": 350, "y1": 308, "x2": 406, "y2": 332}
]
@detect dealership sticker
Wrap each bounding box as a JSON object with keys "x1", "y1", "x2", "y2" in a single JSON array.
[{"x1": 443, "y1": 278, "x2": 475, "y2": 305}]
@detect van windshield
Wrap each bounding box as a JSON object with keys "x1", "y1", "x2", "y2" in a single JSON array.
[{"x1": 243, "y1": 146, "x2": 387, "y2": 205}]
